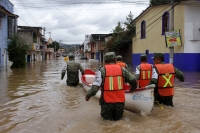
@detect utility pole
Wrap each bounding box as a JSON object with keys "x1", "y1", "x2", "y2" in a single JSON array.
[
  {"x1": 60, "y1": 40, "x2": 62, "y2": 55},
  {"x1": 169, "y1": 0, "x2": 174, "y2": 64},
  {"x1": 43, "y1": 27, "x2": 45, "y2": 61},
  {"x1": 54, "y1": 43, "x2": 56, "y2": 57}
]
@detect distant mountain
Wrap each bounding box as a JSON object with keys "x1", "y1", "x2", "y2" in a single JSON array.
[{"x1": 60, "y1": 44, "x2": 80, "y2": 54}]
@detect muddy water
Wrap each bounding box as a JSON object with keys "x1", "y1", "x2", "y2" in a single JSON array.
[{"x1": 0, "y1": 58, "x2": 200, "y2": 133}]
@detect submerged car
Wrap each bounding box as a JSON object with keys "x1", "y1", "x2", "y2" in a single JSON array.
[
  {"x1": 79, "y1": 56, "x2": 88, "y2": 60},
  {"x1": 88, "y1": 59, "x2": 99, "y2": 63},
  {"x1": 62, "y1": 54, "x2": 67, "y2": 57}
]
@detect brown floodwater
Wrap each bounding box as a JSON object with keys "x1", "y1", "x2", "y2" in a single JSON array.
[{"x1": 0, "y1": 57, "x2": 200, "y2": 133}]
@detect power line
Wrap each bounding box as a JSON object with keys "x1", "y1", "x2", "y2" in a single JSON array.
[
  {"x1": 9, "y1": 0, "x2": 153, "y2": 44},
  {"x1": 133, "y1": 17, "x2": 162, "y2": 43},
  {"x1": 45, "y1": 0, "x2": 95, "y2": 32},
  {"x1": 133, "y1": 1, "x2": 181, "y2": 43},
  {"x1": 14, "y1": 6, "x2": 88, "y2": 43},
  {"x1": 11, "y1": 1, "x2": 149, "y2": 9},
  {"x1": 135, "y1": 4, "x2": 171, "y2": 29},
  {"x1": 19, "y1": 0, "x2": 39, "y2": 25},
  {"x1": 10, "y1": 0, "x2": 149, "y2": 5},
  {"x1": 13, "y1": 5, "x2": 149, "y2": 10}
]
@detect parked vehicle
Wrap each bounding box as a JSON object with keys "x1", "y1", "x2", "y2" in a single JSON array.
[
  {"x1": 56, "y1": 53, "x2": 61, "y2": 57},
  {"x1": 88, "y1": 59, "x2": 99, "y2": 63},
  {"x1": 62, "y1": 54, "x2": 67, "y2": 57},
  {"x1": 79, "y1": 56, "x2": 88, "y2": 60}
]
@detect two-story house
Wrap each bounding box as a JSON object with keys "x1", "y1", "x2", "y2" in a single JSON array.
[
  {"x1": 0, "y1": 0, "x2": 18, "y2": 68},
  {"x1": 17, "y1": 26, "x2": 46, "y2": 62},
  {"x1": 83, "y1": 34, "x2": 90, "y2": 58},
  {"x1": 86, "y1": 34, "x2": 107, "y2": 61},
  {"x1": 132, "y1": 0, "x2": 200, "y2": 71},
  {"x1": 105, "y1": 33, "x2": 132, "y2": 65}
]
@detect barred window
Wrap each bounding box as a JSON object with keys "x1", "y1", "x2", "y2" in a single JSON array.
[
  {"x1": 141, "y1": 20, "x2": 146, "y2": 39},
  {"x1": 162, "y1": 11, "x2": 170, "y2": 35},
  {"x1": 8, "y1": 17, "x2": 17, "y2": 37}
]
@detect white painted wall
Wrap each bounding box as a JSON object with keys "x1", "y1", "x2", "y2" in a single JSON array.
[
  {"x1": 83, "y1": 34, "x2": 90, "y2": 52},
  {"x1": 184, "y1": 5, "x2": 200, "y2": 53}
]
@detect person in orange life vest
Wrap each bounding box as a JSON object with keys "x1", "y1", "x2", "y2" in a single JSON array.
[
  {"x1": 85, "y1": 52, "x2": 137, "y2": 121},
  {"x1": 148, "y1": 53, "x2": 185, "y2": 107},
  {"x1": 135, "y1": 54, "x2": 153, "y2": 88},
  {"x1": 116, "y1": 55, "x2": 129, "y2": 70}
]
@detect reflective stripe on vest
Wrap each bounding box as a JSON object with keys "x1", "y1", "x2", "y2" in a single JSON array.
[
  {"x1": 108, "y1": 76, "x2": 123, "y2": 90},
  {"x1": 162, "y1": 74, "x2": 173, "y2": 87},
  {"x1": 104, "y1": 64, "x2": 125, "y2": 103},
  {"x1": 138, "y1": 63, "x2": 152, "y2": 88},
  {"x1": 155, "y1": 64, "x2": 175, "y2": 96}
]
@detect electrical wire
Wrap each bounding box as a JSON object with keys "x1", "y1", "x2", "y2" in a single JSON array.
[
  {"x1": 45, "y1": 0, "x2": 95, "y2": 32},
  {"x1": 135, "y1": 4, "x2": 171, "y2": 30},
  {"x1": 133, "y1": 1, "x2": 181, "y2": 43},
  {"x1": 10, "y1": 0, "x2": 183, "y2": 44},
  {"x1": 19, "y1": 0, "x2": 39, "y2": 25}
]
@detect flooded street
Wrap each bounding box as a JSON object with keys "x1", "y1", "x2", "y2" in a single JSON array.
[{"x1": 0, "y1": 57, "x2": 200, "y2": 133}]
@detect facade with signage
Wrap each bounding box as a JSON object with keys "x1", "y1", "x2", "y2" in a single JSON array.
[{"x1": 132, "y1": 1, "x2": 200, "y2": 71}]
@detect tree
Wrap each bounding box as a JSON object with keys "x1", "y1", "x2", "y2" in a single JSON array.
[
  {"x1": 150, "y1": 0, "x2": 170, "y2": 5},
  {"x1": 150, "y1": 0, "x2": 180, "y2": 5},
  {"x1": 106, "y1": 12, "x2": 136, "y2": 52},
  {"x1": 112, "y1": 22, "x2": 124, "y2": 34},
  {"x1": 47, "y1": 41, "x2": 60, "y2": 52},
  {"x1": 7, "y1": 35, "x2": 28, "y2": 68}
]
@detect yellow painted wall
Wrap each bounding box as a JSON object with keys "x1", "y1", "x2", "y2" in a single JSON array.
[{"x1": 132, "y1": 4, "x2": 184, "y2": 54}]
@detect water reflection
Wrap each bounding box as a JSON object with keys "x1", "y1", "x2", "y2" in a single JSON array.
[
  {"x1": 0, "y1": 57, "x2": 199, "y2": 133},
  {"x1": 175, "y1": 71, "x2": 200, "y2": 89}
]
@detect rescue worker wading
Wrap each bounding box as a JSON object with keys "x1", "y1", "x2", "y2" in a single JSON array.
[
  {"x1": 116, "y1": 55, "x2": 129, "y2": 70},
  {"x1": 149, "y1": 53, "x2": 185, "y2": 107},
  {"x1": 85, "y1": 52, "x2": 137, "y2": 121},
  {"x1": 61, "y1": 55, "x2": 84, "y2": 86},
  {"x1": 135, "y1": 54, "x2": 153, "y2": 88}
]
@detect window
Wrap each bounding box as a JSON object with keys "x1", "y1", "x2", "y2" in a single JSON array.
[
  {"x1": 141, "y1": 20, "x2": 146, "y2": 39},
  {"x1": 8, "y1": 17, "x2": 17, "y2": 37},
  {"x1": 162, "y1": 12, "x2": 170, "y2": 35}
]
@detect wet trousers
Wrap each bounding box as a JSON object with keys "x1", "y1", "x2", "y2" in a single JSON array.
[
  {"x1": 100, "y1": 103, "x2": 124, "y2": 121},
  {"x1": 66, "y1": 80, "x2": 79, "y2": 86},
  {"x1": 154, "y1": 92, "x2": 174, "y2": 107}
]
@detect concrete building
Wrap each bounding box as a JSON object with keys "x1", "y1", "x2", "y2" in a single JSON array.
[
  {"x1": 17, "y1": 26, "x2": 47, "y2": 62},
  {"x1": 86, "y1": 34, "x2": 107, "y2": 62},
  {"x1": 0, "y1": 0, "x2": 18, "y2": 68},
  {"x1": 132, "y1": 1, "x2": 200, "y2": 71}
]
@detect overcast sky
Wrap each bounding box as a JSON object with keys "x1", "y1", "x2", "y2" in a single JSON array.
[{"x1": 10, "y1": 0, "x2": 150, "y2": 45}]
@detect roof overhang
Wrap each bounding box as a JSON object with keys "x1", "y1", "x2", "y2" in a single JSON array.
[
  {"x1": 131, "y1": 0, "x2": 195, "y2": 24},
  {"x1": 0, "y1": 5, "x2": 18, "y2": 18}
]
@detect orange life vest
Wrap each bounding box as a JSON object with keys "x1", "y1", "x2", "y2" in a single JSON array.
[
  {"x1": 103, "y1": 64, "x2": 125, "y2": 103},
  {"x1": 138, "y1": 63, "x2": 152, "y2": 88},
  {"x1": 116, "y1": 61, "x2": 126, "y2": 68},
  {"x1": 155, "y1": 64, "x2": 175, "y2": 96}
]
